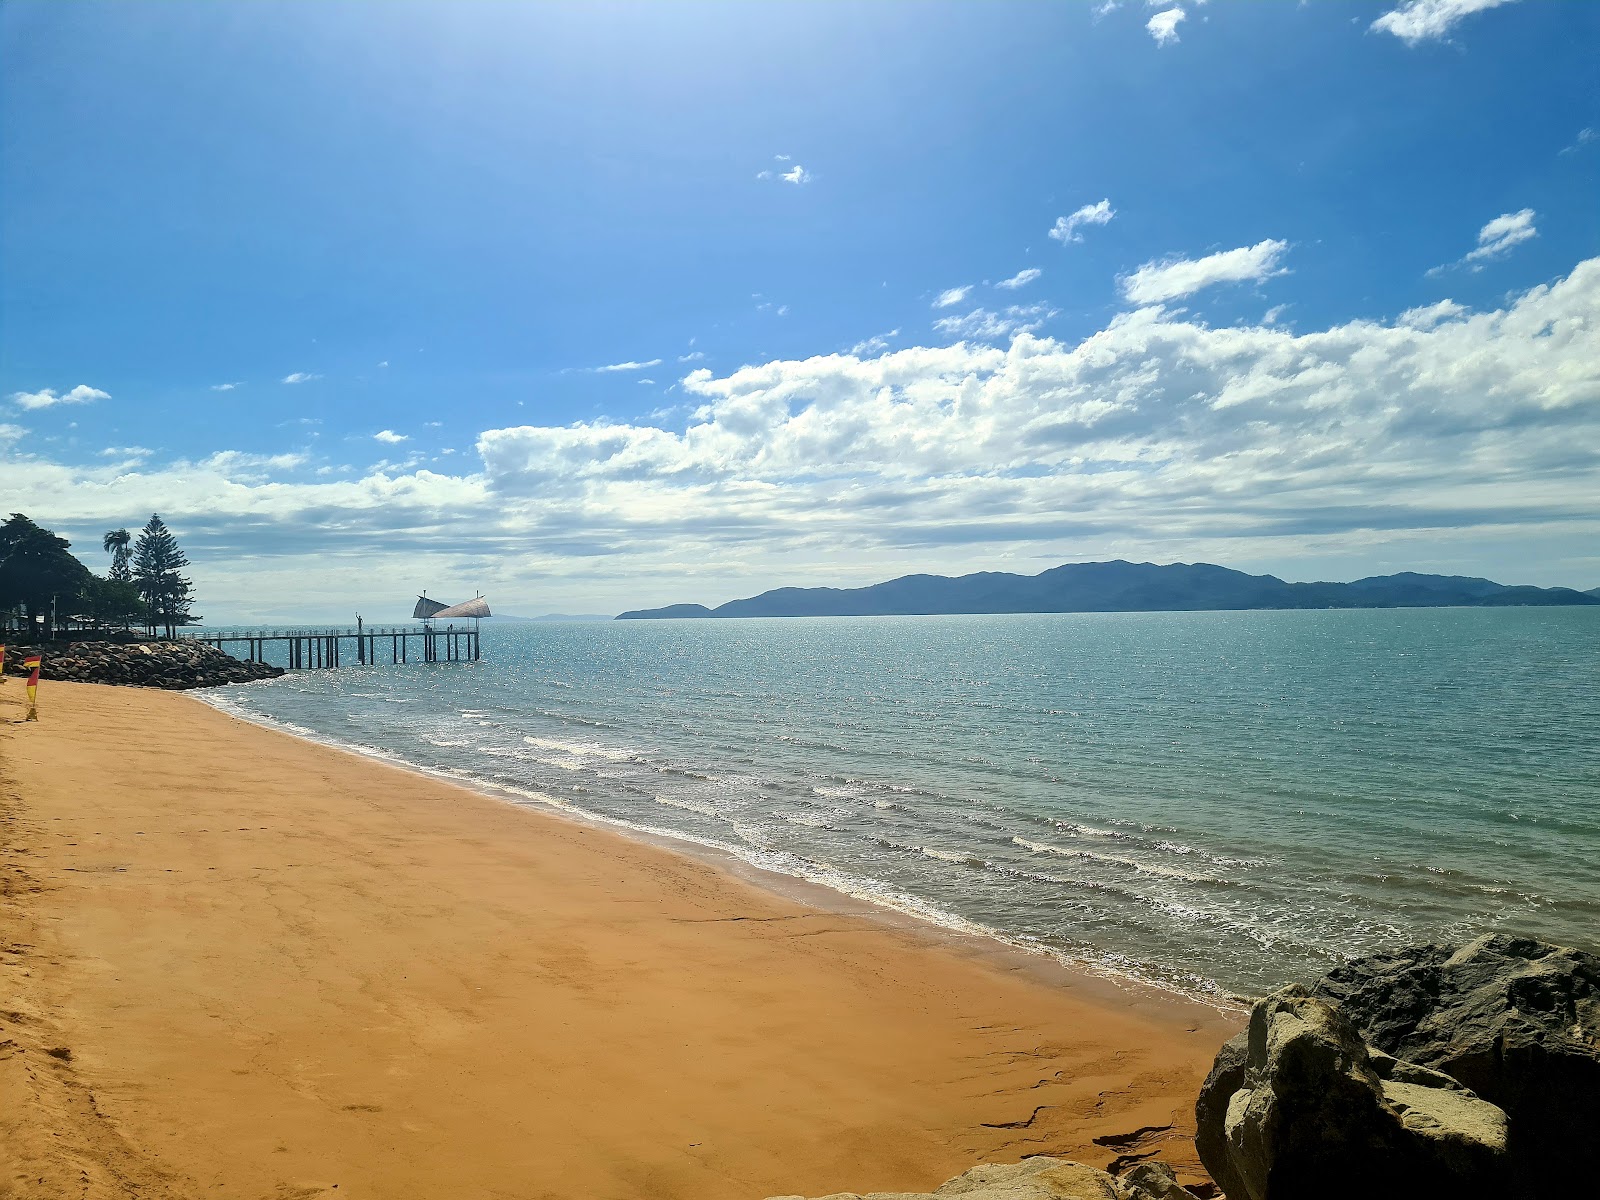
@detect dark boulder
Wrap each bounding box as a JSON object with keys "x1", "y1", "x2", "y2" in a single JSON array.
[{"x1": 1310, "y1": 934, "x2": 1600, "y2": 1194}]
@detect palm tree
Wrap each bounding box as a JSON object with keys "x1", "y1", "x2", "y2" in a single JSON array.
[{"x1": 103, "y1": 528, "x2": 132, "y2": 582}]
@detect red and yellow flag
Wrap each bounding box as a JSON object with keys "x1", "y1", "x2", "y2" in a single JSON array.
[
  {"x1": 0, "y1": 644, "x2": 6, "y2": 680},
  {"x1": 23, "y1": 653, "x2": 41, "y2": 721}
]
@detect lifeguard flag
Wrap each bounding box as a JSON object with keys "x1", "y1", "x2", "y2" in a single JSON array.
[{"x1": 24, "y1": 653, "x2": 40, "y2": 720}]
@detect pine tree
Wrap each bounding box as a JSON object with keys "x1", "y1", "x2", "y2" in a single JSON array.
[{"x1": 131, "y1": 513, "x2": 195, "y2": 638}]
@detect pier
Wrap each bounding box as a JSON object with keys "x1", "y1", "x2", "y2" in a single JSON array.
[{"x1": 183, "y1": 623, "x2": 481, "y2": 670}]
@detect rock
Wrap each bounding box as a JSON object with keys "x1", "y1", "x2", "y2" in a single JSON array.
[
  {"x1": 1192, "y1": 1032, "x2": 1247, "y2": 1199},
  {"x1": 1, "y1": 639, "x2": 283, "y2": 690},
  {"x1": 765, "y1": 1157, "x2": 1198, "y2": 1200},
  {"x1": 1196, "y1": 985, "x2": 1508, "y2": 1199},
  {"x1": 1309, "y1": 933, "x2": 1600, "y2": 1194}
]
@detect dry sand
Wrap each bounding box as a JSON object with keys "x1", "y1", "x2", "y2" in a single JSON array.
[{"x1": 0, "y1": 680, "x2": 1239, "y2": 1200}]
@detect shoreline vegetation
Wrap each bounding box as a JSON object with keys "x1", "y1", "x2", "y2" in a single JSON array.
[
  {"x1": 617, "y1": 560, "x2": 1600, "y2": 620},
  {"x1": 0, "y1": 681, "x2": 1235, "y2": 1199},
  {"x1": 1, "y1": 512, "x2": 196, "y2": 640}
]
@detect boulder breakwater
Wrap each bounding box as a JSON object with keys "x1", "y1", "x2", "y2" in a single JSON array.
[{"x1": 1, "y1": 640, "x2": 282, "y2": 689}]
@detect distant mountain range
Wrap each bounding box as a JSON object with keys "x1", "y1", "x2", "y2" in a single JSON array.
[{"x1": 616, "y1": 562, "x2": 1600, "y2": 620}]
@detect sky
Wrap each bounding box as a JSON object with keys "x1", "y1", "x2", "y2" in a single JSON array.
[{"x1": 2, "y1": 0, "x2": 1597, "y2": 621}]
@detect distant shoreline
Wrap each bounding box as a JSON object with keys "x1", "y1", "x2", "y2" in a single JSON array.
[{"x1": 618, "y1": 559, "x2": 1600, "y2": 619}]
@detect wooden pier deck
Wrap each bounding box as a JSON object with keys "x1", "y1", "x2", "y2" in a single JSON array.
[{"x1": 183, "y1": 624, "x2": 481, "y2": 669}]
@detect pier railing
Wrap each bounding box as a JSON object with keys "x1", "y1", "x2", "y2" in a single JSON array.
[{"x1": 178, "y1": 623, "x2": 481, "y2": 669}]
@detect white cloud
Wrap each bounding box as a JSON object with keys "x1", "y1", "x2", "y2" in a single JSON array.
[
  {"x1": 1048, "y1": 200, "x2": 1116, "y2": 244},
  {"x1": 0, "y1": 423, "x2": 26, "y2": 444},
  {"x1": 10, "y1": 384, "x2": 110, "y2": 410},
  {"x1": 849, "y1": 330, "x2": 900, "y2": 357},
  {"x1": 378, "y1": 360, "x2": 390, "y2": 368},
  {"x1": 995, "y1": 268, "x2": 1043, "y2": 290},
  {"x1": 9, "y1": 259, "x2": 1599, "y2": 617},
  {"x1": 1262, "y1": 304, "x2": 1290, "y2": 325},
  {"x1": 1146, "y1": 7, "x2": 1186, "y2": 45},
  {"x1": 1121, "y1": 239, "x2": 1289, "y2": 304},
  {"x1": 98, "y1": 446, "x2": 153, "y2": 460},
  {"x1": 1560, "y1": 127, "x2": 1596, "y2": 156},
  {"x1": 933, "y1": 304, "x2": 1056, "y2": 342},
  {"x1": 774, "y1": 154, "x2": 791, "y2": 162},
  {"x1": 781, "y1": 165, "x2": 813, "y2": 185},
  {"x1": 933, "y1": 286, "x2": 973, "y2": 309},
  {"x1": 592, "y1": 359, "x2": 662, "y2": 373},
  {"x1": 1428, "y1": 209, "x2": 1538, "y2": 276},
  {"x1": 282, "y1": 372, "x2": 320, "y2": 384},
  {"x1": 678, "y1": 351, "x2": 706, "y2": 362},
  {"x1": 211, "y1": 382, "x2": 241, "y2": 392},
  {"x1": 374, "y1": 430, "x2": 409, "y2": 444},
  {"x1": 1463, "y1": 208, "x2": 1538, "y2": 263},
  {"x1": 1371, "y1": 0, "x2": 1518, "y2": 45}
]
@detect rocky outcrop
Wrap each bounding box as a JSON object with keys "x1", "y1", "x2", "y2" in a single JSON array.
[
  {"x1": 1, "y1": 641, "x2": 282, "y2": 690},
  {"x1": 1198, "y1": 985, "x2": 1508, "y2": 1199},
  {"x1": 1310, "y1": 934, "x2": 1600, "y2": 1194},
  {"x1": 1197, "y1": 934, "x2": 1599, "y2": 1198},
  {"x1": 766, "y1": 1156, "x2": 1202, "y2": 1200}
]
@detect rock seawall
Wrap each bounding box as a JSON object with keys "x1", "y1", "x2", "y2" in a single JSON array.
[{"x1": 1, "y1": 640, "x2": 283, "y2": 689}]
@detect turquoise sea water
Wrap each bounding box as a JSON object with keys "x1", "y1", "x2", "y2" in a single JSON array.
[{"x1": 201, "y1": 608, "x2": 1600, "y2": 998}]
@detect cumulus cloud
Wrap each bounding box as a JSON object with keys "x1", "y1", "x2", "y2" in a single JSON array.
[
  {"x1": 1371, "y1": 0, "x2": 1518, "y2": 45},
  {"x1": 1048, "y1": 201, "x2": 1115, "y2": 244},
  {"x1": 995, "y1": 268, "x2": 1043, "y2": 290},
  {"x1": 282, "y1": 372, "x2": 320, "y2": 384},
  {"x1": 0, "y1": 423, "x2": 25, "y2": 444},
  {"x1": 781, "y1": 165, "x2": 812, "y2": 185},
  {"x1": 373, "y1": 430, "x2": 409, "y2": 444},
  {"x1": 933, "y1": 285, "x2": 973, "y2": 309},
  {"x1": 1121, "y1": 239, "x2": 1289, "y2": 304},
  {"x1": 1147, "y1": 7, "x2": 1186, "y2": 44},
  {"x1": 10, "y1": 258, "x2": 1600, "y2": 617},
  {"x1": 10, "y1": 384, "x2": 110, "y2": 410}
]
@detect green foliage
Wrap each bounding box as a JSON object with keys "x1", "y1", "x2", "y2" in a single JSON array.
[
  {"x1": 0, "y1": 513, "x2": 93, "y2": 633},
  {"x1": 131, "y1": 513, "x2": 196, "y2": 637},
  {"x1": 103, "y1": 528, "x2": 133, "y2": 582},
  {"x1": 81, "y1": 576, "x2": 144, "y2": 627}
]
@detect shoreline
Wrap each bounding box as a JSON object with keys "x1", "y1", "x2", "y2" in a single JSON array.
[
  {"x1": 1, "y1": 681, "x2": 1238, "y2": 1199},
  {"x1": 197, "y1": 682, "x2": 1247, "y2": 1016}
]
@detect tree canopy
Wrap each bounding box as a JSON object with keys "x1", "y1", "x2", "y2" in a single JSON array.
[
  {"x1": 0, "y1": 513, "x2": 93, "y2": 634},
  {"x1": 131, "y1": 513, "x2": 196, "y2": 637}
]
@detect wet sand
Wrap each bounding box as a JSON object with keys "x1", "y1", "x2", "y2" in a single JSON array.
[{"x1": 0, "y1": 681, "x2": 1238, "y2": 1199}]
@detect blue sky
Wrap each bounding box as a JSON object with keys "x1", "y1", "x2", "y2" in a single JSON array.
[{"x1": 2, "y1": 0, "x2": 1597, "y2": 620}]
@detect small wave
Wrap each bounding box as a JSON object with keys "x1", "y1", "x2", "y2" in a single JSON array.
[
  {"x1": 916, "y1": 846, "x2": 987, "y2": 867},
  {"x1": 1012, "y1": 837, "x2": 1231, "y2": 884},
  {"x1": 656, "y1": 795, "x2": 720, "y2": 818}
]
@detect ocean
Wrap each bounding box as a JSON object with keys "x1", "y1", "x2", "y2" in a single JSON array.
[{"x1": 199, "y1": 607, "x2": 1600, "y2": 999}]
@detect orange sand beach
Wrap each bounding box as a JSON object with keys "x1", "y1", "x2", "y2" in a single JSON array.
[{"x1": 0, "y1": 681, "x2": 1240, "y2": 1199}]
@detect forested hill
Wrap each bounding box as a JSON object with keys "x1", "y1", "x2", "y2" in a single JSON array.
[{"x1": 616, "y1": 562, "x2": 1600, "y2": 620}]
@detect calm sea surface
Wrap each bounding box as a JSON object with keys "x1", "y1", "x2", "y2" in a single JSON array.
[{"x1": 200, "y1": 608, "x2": 1600, "y2": 998}]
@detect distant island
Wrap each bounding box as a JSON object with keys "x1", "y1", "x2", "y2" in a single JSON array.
[{"x1": 616, "y1": 561, "x2": 1600, "y2": 620}]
